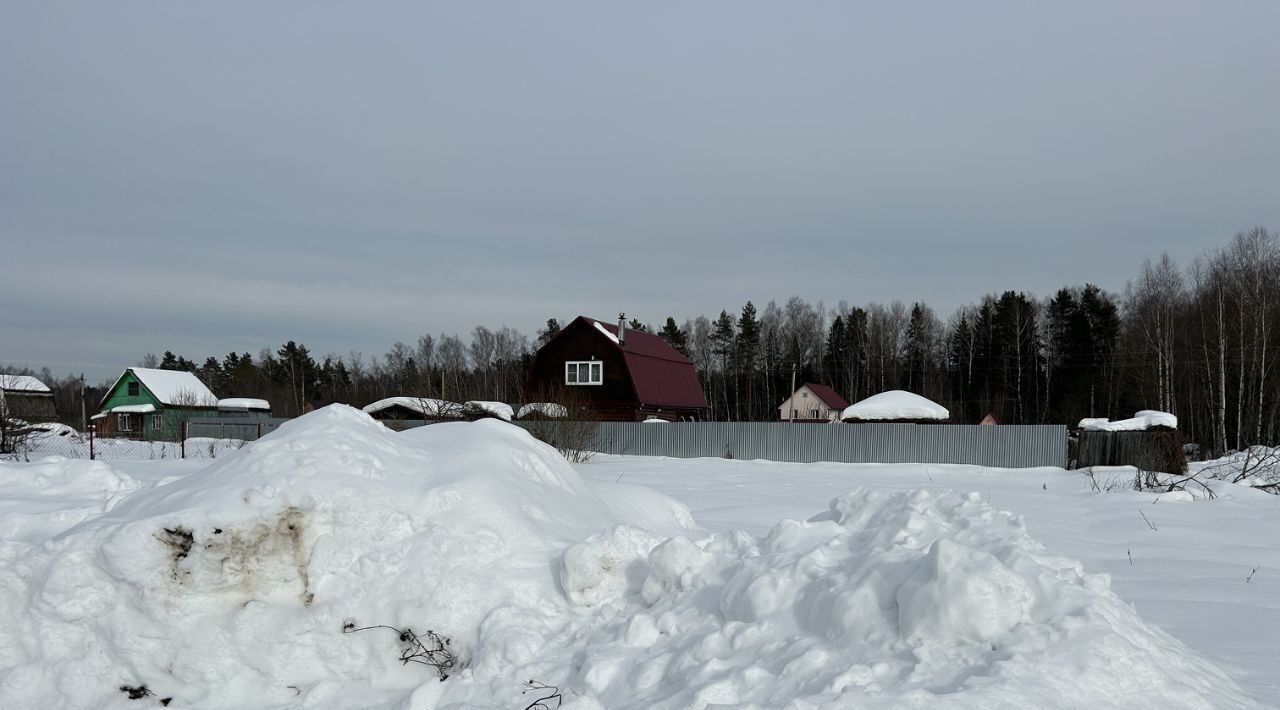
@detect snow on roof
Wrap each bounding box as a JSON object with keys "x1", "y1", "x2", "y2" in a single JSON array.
[
  {"x1": 113, "y1": 368, "x2": 217, "y2": 406},
  {"x1": 362, "y1": 396, "x2": 463, "y2": 418},
  {"x1": 218, "y1": 398, "x2": 271, "y2": 411},
  {"x1": 841, "y1": 390, "x2": 949, "y2": 421},
  {"x1": 464, "y1": 401, "x2": 514, "y2": 421},
  {"x1": 593, "y1": 320, "x2": 621, "y2": 344},
  {"x1": 1079, "y1": 410, "x2": 1177, "y2": 432},
  {"x1": 517, "y1": 402, "x2": 568, "y2": 419},
  {"x1": 111, "y1": 404, "x2": 156, "y2": 414},
  {"x1": 0, "y1": 374, "x2": 51, "y2": 393}
]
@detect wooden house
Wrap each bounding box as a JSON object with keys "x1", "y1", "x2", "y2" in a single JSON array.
[
  {"x1": 0, "y1": 374, "x2": 59, "y2": 424},
  {"x1": 525, "y1": 315, "x2": 708, "y2": 421},
  {"x1": 779, "y1": 383, "x2": 850, "y2": 422},
  {"x1": 92, "y1": 368, "x2": 218, "y2": 440}
]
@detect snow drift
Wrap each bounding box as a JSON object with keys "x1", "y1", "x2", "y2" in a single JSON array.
[{"x1": 0, "y1": 406, "x2": 1258, "y2": 709}]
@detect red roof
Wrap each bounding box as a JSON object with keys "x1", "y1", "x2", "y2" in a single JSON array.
[
  {"x1": 800, "y1": 383, "x2": 850, "y2": 410},
  {"x1": 581, "y1": 317, "x2": 709, "y2": 410}
]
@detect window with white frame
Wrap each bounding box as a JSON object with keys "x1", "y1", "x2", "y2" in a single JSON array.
[
  {"x1": 565, "y1": 360, "x2": 603, "y2": 385},
  {"x1": 117, "y1": 413, "x2": 132, "y2": 432},
  {"x1": 152, "y1": 414, "x2": 164, "y2": 432}
]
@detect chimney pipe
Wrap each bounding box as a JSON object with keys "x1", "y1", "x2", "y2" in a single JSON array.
[{"x1": 618, "y1": 312, "x2": 626, "y2": 346}]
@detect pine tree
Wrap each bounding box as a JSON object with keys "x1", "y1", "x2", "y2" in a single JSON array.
[
  {"x1": 736, "y1": 302, "x2": 760, "y2": 419},
  {"x1": 823, "y1": 315, "x2": 848, "y2": 394},
  {"x1": 658, "y1": 317, "x2": 689, "y2": 356},
  {"x1": 710, "y1": 310, "x2": 737, "y2": 419}
]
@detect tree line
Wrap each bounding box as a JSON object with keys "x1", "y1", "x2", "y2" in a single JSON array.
[{"x1": 5, "y1": 227, "x2": 1276, "y2": 457}]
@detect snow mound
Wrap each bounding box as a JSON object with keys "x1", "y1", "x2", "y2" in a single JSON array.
[
  {"x1": 552, "y1": 487, "x2": 1258, "y2": 709},
  {"x1": 0, "y1": 406, "x2": 695, "y2": 709},
  {"x1": 842, "y1": 390, "x2": 950, "y2": 421},
  {"x1": 0, "y1": 406, "x2": 1257, "y2": 709},
  {"x1": 1080, "y1": 409, "x2": 1177, "y2": 431}
]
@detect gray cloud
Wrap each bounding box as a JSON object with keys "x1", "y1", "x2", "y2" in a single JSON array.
[{"x1": 3, "y1": 1, "x2": 1278, "y2": 381}]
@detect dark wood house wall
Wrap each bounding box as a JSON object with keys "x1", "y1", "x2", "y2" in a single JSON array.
[
  {"x1": 525, "y1": 323, "x2": 643, "y2": 421},
  {"x1": 526, "y1": 317, "x2": 709, "y2": 421}
]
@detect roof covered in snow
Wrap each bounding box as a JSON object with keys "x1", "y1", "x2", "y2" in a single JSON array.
[
  {"x1": 217, "y1": 398, "x2": 271, "y2": 411},
  {"x1": 1079, "y1": 410, "x2": 1177, "y2": 431},
  {"x1": 362, "y1": 397, "x2": 463, "y2": 418},
  {"x1": 103, "y1": 368, "x2": 217, "y2": 407},
  {"x1": 841, "y1": 390, "x2": 950, "y2": 421},
  {"x1": 0, "y1": 374, "x2": 51, "y2": 393},
  {"x1": 517, "y1": 402, "x2": 568, "y2": 419},
  {"x1": 464, "y1": 401, "x2": 514, "y2": 421}
]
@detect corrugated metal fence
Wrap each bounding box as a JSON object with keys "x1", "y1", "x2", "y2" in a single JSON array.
[
  {"x1": 186, "y1": 417, "x2": 290, "y2": 441},
  {"x1": 185, "y1": 417, "x2": 1065, "y2": 468},
  {"x1": 515, "y1": 422, "x2": 1066, "y2": 468}
]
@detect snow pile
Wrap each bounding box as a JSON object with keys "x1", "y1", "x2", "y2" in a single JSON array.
[
  {"x1": 842, "y1": 389, "x2": 950, "y2": 421},
  {"x1": 552, "y1": 487, "x2": 1256, "y2": 709},
  {"x1": 0, "y1": 406, "x2": 1257, "y2": 709},
  {"x1": 0, "y1": 406, "x2": 694, "y2": 709},
  {"x1": 1080, "y1": 409, "x2": 1177, "y2": 431},
  {"x1": 1193, "y1": 446, "x2": 1280, "y2": 491}
]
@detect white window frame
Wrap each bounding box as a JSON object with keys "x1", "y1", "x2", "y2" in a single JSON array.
[
  {"x1": 117, "y1": 413, "x2": 132, "y2": 432},
  {"x1": 152, "y1": 413, "x2": 164, "y2": 432},
  {"x1": 565, "y1": 360, "x2": 603, "y2": 385}
]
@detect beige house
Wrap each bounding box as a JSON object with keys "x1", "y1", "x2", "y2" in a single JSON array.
[{"x1": 778, "y1": 383, "x2": 850, "y2": 422}]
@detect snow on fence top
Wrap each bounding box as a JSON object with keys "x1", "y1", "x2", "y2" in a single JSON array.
[
  {"x1": 842, "y1": 390, "x2": 949, "y2": 421},
  {"x1": 0, "y1": 374, "x2": 50, "y2": 392},
  {"x1": 1079, "y1": 410, "x2": 1177, "y2": 431}
]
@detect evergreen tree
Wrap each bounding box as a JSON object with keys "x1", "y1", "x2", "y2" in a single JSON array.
[
  {"x1": 535, "y1": 319, "x2": 561, "y2": 349},
  {"x1": 658, "y1": 317, "x2": 689, "y2": 356},
  {"x1": 823, "y1": 315, "x2": 848, "y2": 394},
  {"x1": 736, "y1": 302, "x2": 760, "y2": 418}
]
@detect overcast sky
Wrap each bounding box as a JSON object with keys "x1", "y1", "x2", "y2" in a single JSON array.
[{"x1": 3, "y1": 1, "x2": 1278, "y2": 382}]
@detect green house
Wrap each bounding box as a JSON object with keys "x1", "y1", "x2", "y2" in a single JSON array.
[{"x1": 93, "y1": 367, "x2": 219, "y2": 441}]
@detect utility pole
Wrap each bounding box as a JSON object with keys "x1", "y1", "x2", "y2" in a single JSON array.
[{"x1": 80, "y1": 374, "x2": 87, "y2": 432}]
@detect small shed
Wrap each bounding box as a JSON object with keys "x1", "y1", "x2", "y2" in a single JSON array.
[
  {"x1": 218, "y1": 398, "x2": 272, "y2": 418},
  {"x1": 1075, "y1": 410, "x2": 1184, "y2": 474},
  {"x1": 363, "y1": 397, "x2": 464, "y2": 422},
  {"x1": 841, "y1": 390, "x2": 950, "y2": 424},
  {"x1": 779, "y1": 383, "x2": 850, "y2": 422},
  {"x1": 0, "y1": 374, "x2": 59, "y2": 424}
]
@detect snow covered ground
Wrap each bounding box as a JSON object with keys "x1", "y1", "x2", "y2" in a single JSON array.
[
  {"x1": 579, "y1": 455, "x2": 1280, "y2": 706},
  {"x1": 0, "y1": 407, "x2": 1272, "y2": 708}
]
